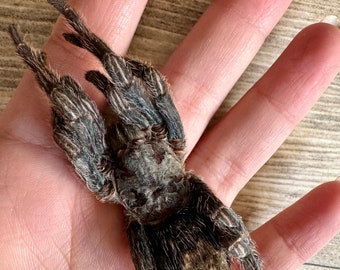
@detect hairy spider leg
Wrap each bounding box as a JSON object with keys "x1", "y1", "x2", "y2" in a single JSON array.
[
  {"x1": 49, "y1": 0, "x2": 185, "y2": 155},
  {"x1": 49, "y1": 0, "x2": 163, "y2": 128},
  {"x1": 8, "y1": 25, "x2": 118, "y2": 202},
  {"x1": 189, "y1": 175, "x2": 263, "y2": 270},
  {"x1": 126, "y1": 59, "x2": 186, "y2": 155},
  {"x1": 48, "y1": 0, "x2": 111, "y2": 61}
]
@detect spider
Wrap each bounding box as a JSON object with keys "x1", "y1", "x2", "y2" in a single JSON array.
[{"x1": 9, "y1": 0, "x2": 262, "y2": 269}]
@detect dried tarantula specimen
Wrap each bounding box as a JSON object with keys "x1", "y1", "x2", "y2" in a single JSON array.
[{"x1": 9, "y1": 0, "x2": 262, "y2": 269}]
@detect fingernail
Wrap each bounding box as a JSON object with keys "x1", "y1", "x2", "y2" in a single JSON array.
[{"x1": 321, "y1": 15, "x2": 340, "y2": 27}]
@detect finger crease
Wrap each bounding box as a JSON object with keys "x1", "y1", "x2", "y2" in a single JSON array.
[
  {"x1": 272, "y1": 217, "x2": 307, "y2": 264},
  {"x1": 256, "y1": 88, "x2": 297, "y2": 127},
  {"x1": 211, "y1": 0, "x2": 269, "y2": 39}
]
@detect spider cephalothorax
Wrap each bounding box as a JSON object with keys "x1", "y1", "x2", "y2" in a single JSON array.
[{"x1": 9, "y1": 0, "x2": 262, "y2": 269}]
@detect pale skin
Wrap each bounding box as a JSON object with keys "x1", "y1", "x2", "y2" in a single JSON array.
[{"x1": 0, "y1": 0, "x2": 340, "y2": 269}]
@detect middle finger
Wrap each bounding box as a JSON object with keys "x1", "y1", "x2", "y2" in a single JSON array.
[{"x1": 162, "y1": 0, "x2": 293, "y2": 152}]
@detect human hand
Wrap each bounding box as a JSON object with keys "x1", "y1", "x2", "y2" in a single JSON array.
[{"x1": 0, "y1": 0, "x2": 339, "y2": 269}]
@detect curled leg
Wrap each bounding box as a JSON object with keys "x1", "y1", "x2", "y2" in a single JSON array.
[
  {"x1": 8, "y1": 25, "x2": 117, "y2": 202},
  {"x1": 126, "y1": 59, "x2": 186, "y2": 153}
]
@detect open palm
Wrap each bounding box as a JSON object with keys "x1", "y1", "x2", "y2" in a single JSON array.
[{"x1": 0, "y1": 1, "x2": 339, "y2": 269}]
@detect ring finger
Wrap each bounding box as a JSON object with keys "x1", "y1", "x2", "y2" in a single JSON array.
[{"x1": 187, "y1": 23, "x2": 340, "y2": 205}]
